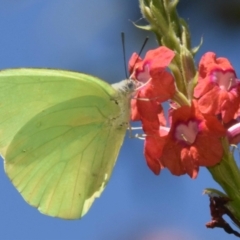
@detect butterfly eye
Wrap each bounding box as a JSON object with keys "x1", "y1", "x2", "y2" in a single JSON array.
[
  {"x1": 127, "y1": 81, "x2": 134, "y2": 90},
  {"x1": 126, "y1": 80, "x2": 136, "y2": 92}
]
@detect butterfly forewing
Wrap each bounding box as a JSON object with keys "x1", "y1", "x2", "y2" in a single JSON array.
[{"x1": 0, "y1": 68, "x2": 129, "y2": 219}]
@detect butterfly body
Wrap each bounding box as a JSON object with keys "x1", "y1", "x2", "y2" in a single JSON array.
[{"x1": 0, "y1": 68, "x2": 135, "y2": 219}]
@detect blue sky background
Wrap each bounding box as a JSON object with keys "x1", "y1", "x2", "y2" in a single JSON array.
[{"x1": 0, "y1": 0, "x2": 240, "y2": 239}]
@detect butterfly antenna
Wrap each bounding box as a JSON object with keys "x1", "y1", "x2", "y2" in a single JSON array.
[
  {"x1": 121, "y1": 32, "x2": 128, "y2": 79},
  {"x1": 132, "y1": 36, "x2": 149, "y2": 69},
  {"x1": 121, "y1": 33, "x2": 149, "y2": 79}
]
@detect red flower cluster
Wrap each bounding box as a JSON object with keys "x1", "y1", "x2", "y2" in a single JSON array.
[
  {"x1": 194, "y1": 52, "x2": 240, "y2": 123},
  {"x1": 130, "y1": 48, "x2": 239, "y2": 178}
]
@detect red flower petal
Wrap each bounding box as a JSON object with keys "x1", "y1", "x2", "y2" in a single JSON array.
[
  {"x1": 194, "y1": 79, "x2": 214, "y2": 98},
  {"x1": 181, "y1": 148, "x2": 199, "y2": 179},
  {"x1": 139, "y1": 71, "x2": 176, "y2": 101},
  {"x1": 144, "y1": 135, "x2": 166, "y2": 175},
  {"x1": 144, "y1": 46, "x2": 175, "y2": 72},
  {"x1": 198, "y1": 52, "x2": 234, "y2": 78},
  {"x1": 194, "y1": 133, "x2": 223, "y2": 167},
  {"x1": 160, "y1": 142, "x2": 186, "y2": 176}
]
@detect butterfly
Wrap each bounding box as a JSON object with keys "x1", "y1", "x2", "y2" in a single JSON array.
[{"x1": 0, "y1": 68, "x2": 136, "y2": 219}]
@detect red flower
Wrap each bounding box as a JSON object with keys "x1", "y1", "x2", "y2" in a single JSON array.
[
  {"x1": 129, "y1": 46, "x2": 175, "y2": 129},
  {"x1": 129, "y1": 46, "x2": 175, "y2": 174},
  {"x1": 194, "y1": 52, "x2": 240, "y2": 123},
  {"x1": 160, "y1": 101, "x2": 226, "y2": 179},
  {"x1": 129, "y1": 46, "x2": 176, "y2": 102}
]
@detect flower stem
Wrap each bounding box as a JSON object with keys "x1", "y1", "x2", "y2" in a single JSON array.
[
  {"x1": 172, "y1": 90, "x2": 190, "y2": 106},
  {"x1": 208, "y1": 138, "x2": 240, "y2": 224}
]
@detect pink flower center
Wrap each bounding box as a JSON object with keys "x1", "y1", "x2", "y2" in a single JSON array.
[
  {"x1": 211, "y1": 70, "x2": 237, "y2": 91},
  {"x1": 136, "y1": 63, "x2": 151, "y2": 83},
  {"x1": 175, "y1": 120, "x2": 199, "y2": 145}
]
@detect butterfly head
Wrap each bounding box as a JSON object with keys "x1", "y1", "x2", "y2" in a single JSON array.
[{"x1": 112, "y1": 79, "x2": 138, "y2": 96}]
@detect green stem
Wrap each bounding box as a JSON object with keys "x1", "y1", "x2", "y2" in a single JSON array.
[
  {"x1": 171, "y1": 90, "x2": 190, "y2": 106},
  {"x1": 208, "y1": 138, "x2": 240, "y2": 222}
]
